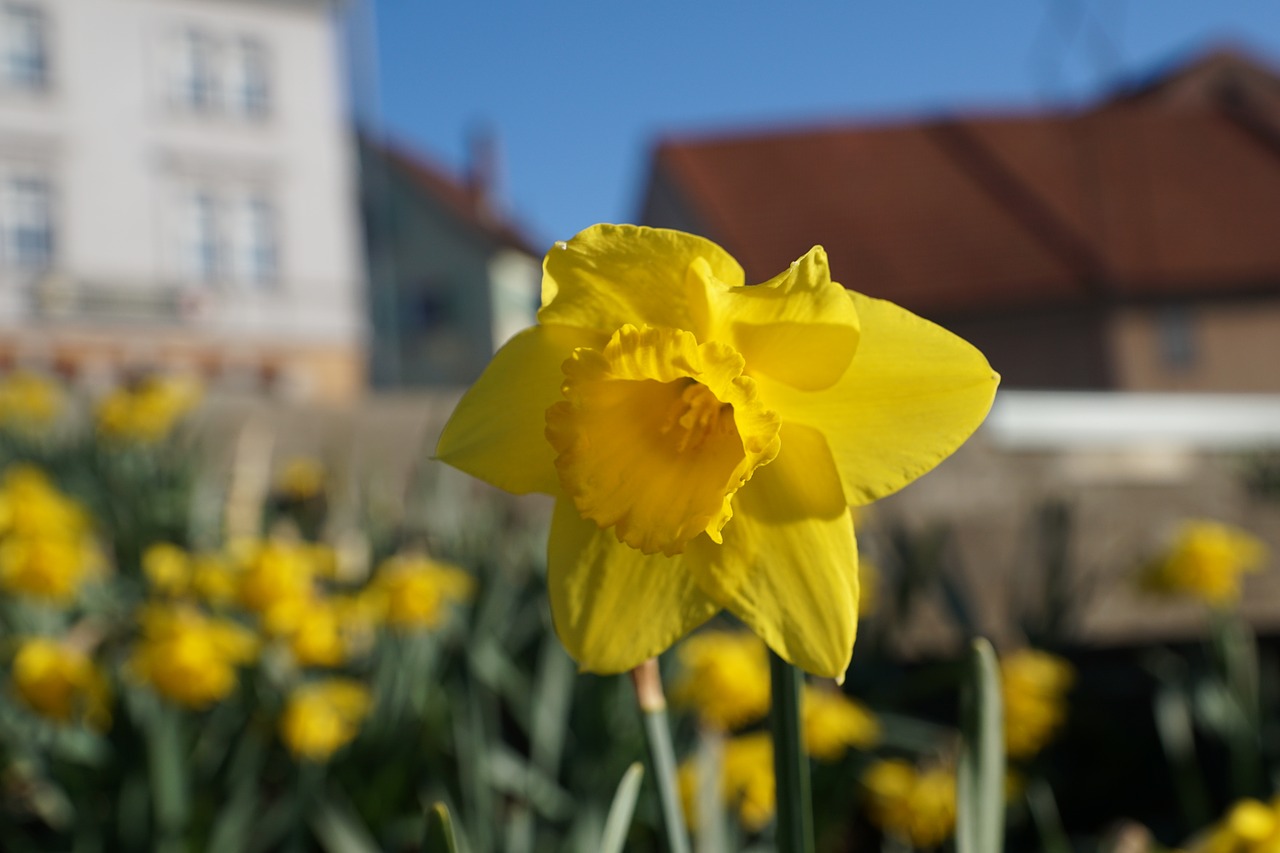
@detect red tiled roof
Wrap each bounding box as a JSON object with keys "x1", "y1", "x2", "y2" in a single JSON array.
[{"x1": 644, "y1": 49, "x2": 1280, "y2": 317}]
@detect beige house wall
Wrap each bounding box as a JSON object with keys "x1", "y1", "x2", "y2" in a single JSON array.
[
  {"x1": 0, "y1": 328, "x2": 364, "y2": 403},
  {"x1": 1109, "y1": 298, "x2": 1280, "y2": 392}
]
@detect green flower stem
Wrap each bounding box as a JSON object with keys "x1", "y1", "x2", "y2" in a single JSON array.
[
  {"x1": 769, "y1": 651, "x2": 814, "y2": 853},
  {"x1": 631, "y1": 659, "x2": 692, "y2": 853},
  {"x1": 957, "y1": 638, "x2": 1005, "y2": 853}
]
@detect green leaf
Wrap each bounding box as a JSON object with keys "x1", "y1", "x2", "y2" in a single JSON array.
[
  {"x1": 309, "y1": 793, "x2": 382, "y2": 853},
  {"x1": 599, "y1": 763, "x2": 644, "y2": 853},
  {"x1": 956, "y1": 638, "x2": 1004, "y2": 853},
  {"x1": 424, "y1": 803, "x2": 460, "y2": 853}
]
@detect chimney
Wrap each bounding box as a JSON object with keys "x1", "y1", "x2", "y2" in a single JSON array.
[{"x1": 467, "y1": 123, "x2": 503, "y2": 224}]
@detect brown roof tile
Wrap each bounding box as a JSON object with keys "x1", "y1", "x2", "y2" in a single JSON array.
[{"x1": 644, "y1": 48, "x2": 1280, "y2": 317}]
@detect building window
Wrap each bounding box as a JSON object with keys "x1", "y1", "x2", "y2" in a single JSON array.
[
  {"x1": 1158, "y1": 305, "x2": 1196, "y2": 370},
  {"x1": 169, "y1": 29, "x2": 272, "y2": 120},
  {"x1": 180, "y1": 188, "x2": 279, "y2": 287},
  {"x1": 231, "y1": 194, "x2": 277, "y2": 286},
  {"x1": 229, "y1": 37, "x2": 269, "y2": 118},
  {"x1": 2, "y1": 174, "x2": 53, "y2": 270},
  {"x1": 1, "y1": 3, "x2": 48, "y2": 92},
  {"x1": 174, "y1": 29, "x2": 219, "y2": 112},
  {"x1": 183, "y1": 191, "x2": 221, "y2": 283}
]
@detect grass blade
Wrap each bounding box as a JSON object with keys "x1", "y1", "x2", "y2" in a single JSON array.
[
  {"x1": 956, "y1": 638, "x2": 1004, "y2": 853},
  {"x1": 424, "y1": 803, "x2": 460, "y2": 853},
  {"x1": 600, "y1": 763, "x2": 645, "y2": 853}
]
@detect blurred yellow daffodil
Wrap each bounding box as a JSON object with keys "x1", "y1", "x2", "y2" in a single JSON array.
[
  {"x1": 96, "y1": 374, "x2": 201, "y2": 443},
  {"x1": 862, "y1": 759, "x2": 957, "y2": 849},
  {"x1": 437, "y1": 224, "x2": 997, "y2": 678},
  {"x1": 801, "y1": 685, "x2": 880, "y2": 761},
  {"x1": 275, "y1": 456, "x2": 326, "y2": 502},
  {"x1": 0, "y1": 371, "x2": 64, "y2": 430},
  {"x1": 142, "y1": 542, "x2": 191, "y2": 597},
  {"x1": 679, "y1": 731, "x2": 776, "y2": 833},
  {"x1": 1140, "y1": 520, "x2": 1269, "y2": 607},
  {"x1": 236, "y1": 540, "x2": 318, "y2": 635},
  {"x1": 279, "y1": 679, "x2": 372, "y2": 762},
  {"x1": 670, "y1": 629, "x2": 771, "y2": 732},
  {"x1": 10, "y1": 637, "x2": 110, "y2": 728},
  {"x1": 1001, "y1": 648, "x2": 1074, "y2": 760},
  {"x1": 368, "y1": 554, "x2": 475, "y2": 630},
  {"x1": 127, "y1": 605, "x2": 258, "y2": 709},
  {"x1": 1185, "y1": 796, "x2": 1280, "y2": 853}
]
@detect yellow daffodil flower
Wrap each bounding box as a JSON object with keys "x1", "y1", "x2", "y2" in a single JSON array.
[
  {"x1": 679, "y1": 732, "x2": 776, "y2": 833},
  {"x1": 670, "y1": 629, "x2": 771, "y2": 731},
  {"x1": 10, "y1": 637, "x2": 110, "y2": 728},
  {"x1": 862, "y1": 759, "x2": 957, "y2": 849},
  {"x1": 801, "y1": 685, "x2": 879, "y2": 761},
  {"x1": 275, "y1": 457, "x2": 326, "y2": 502},
  {"x1": 142, "y1": 542, "x2": 191, "y2": 597},
  {"x1": 0, "y1": 536, "x2": 100, "y2": 604},
  {"x1": 1185, "y1": 797, "x2": 1280, "y2": 853},
  {"x1": 1001, "y1": 648, "x2": 1074, "y2": 760},
  {"x1": 1140, "y1": 520, "x2": 1269, "y2": 607},
  {"x1": 437, "y1": 224, "x2": 998, "y2": 677},
  {"x1": 279, "y1": 679, "x2": 372, "y2": 762},
  {"x1": 127, "y1": 605, "x2": 258, "y2": 709},
  {"x1": 368, "y1": 554, "x2": 475, "y2": 630},
  {"x1": 236, "y1": 540, "x2": 317, "y2": 635},
  {"x1": 191, "y1": 553, "x2": 240, "y2": 608},
  {"x1": 286, "y1": 597, "x2": 350, "y2": 668},
  {"x1": 0, "y1": 465, "x2": 91, "y2": 540},
  {"x1": 96, "y1": 375, "x2": 201, "y2": 443},
  {"x1": 0, "y1": 371, "x2": 64, "y2": 430}
]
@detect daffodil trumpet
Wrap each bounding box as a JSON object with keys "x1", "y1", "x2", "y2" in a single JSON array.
[{"x1": 437, "y1": 223, "x2": 998, "y2": 680}]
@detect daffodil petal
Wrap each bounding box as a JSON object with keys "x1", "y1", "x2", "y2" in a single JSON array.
[
  {"x1": 436, "y1": 323, "x2": 605, "y2": 495},
  {"x1": 699, "y1": 246, "x2": 860, "y2": 391},
  {"x1": 756, "y1": 291, "x2": 999, "y2": 506},
  {"x1": 690, "y1": 424, "x2": 858, "y2": 679},
  {"x1": 539, "y1": 224, "x2": 744, "y2": 334},
  {"x1": 547, "y1": 498, "x2": 720, "y2": 674}
]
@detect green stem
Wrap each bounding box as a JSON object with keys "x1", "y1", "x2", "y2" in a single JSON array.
[
  {"x1": 957, "y1": 638, "x2": 1005, "y2": 853},
  {"x1": 769, "y1": 652, "x2": 814, "y2": 853},
  {"x1": 632, "y1": 660, "x2": 692, "y2": 853}
]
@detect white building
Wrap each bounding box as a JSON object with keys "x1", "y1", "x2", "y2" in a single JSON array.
[{"x1": 0, "y1": 0, "x2": 366, "y2": 401}]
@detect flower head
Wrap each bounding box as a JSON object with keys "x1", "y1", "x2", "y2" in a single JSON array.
[
  {"x1": 0, "y1": 536, "x2": 100, "y2": 603},
  {"x1": 368, "y1": 554, "x2": 475, "y2": 630},
  {"x1": 0, "y1": 371, "x2": 63, "y2": 431},
  {"x1": 274, "y1": 457, "x2": 326, "y2": 502},
  {"x1": 1141, "y1": 520, "x2": 1268, "y2": 607},
  {"x1": 128, "y1": 604, "x2": 258, "y2": 708},
  {"x1": 1185, "y1": 797, "x2": 1280, "y2": 853},
  {"x1": 10, "y1": 637, "x2": 110, "y2": 727},
  {"x1": 862, "y1": 759, "x2": 957, "y2": 849},
  {"x1": 235, "y1": 540, "x2": 317, "y2": 635},
  {"x1": 801, "y1": 685, "x2": 880, "y2": 761},
  {"x1": 143, "y1": 543, "x2": 191, "y2": 597},
  {"x1": 679, "y1": 732, "x2": 776, "y2": 833},
  {"x1": 670, "y1": 629, "x2": 770, "y2": 731},
  {"x1": 1001, "y1": 648, "x2": 1074, "y2": 760},
  {"x1": 437, "y1": 225, "x2": 998, "y2": 678},
  {"x1": 96, "y1": 375, "x2": 201, "y2": 443},
  {"x1": 279, "y1": 679, "x2": 372, "y2": 762}
]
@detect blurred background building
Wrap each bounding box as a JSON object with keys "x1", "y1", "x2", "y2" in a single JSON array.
[
  {"x1": 641, "y1": 48, "x2": 1280, "y2": 393},
  {"x1": 0, "y1": 0, "x2": 366, "y2": 401},
  {"x1": 359, "y1": 133, "x2": 540, "y2": 388}
]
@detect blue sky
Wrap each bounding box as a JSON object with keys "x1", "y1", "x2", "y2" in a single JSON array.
[{"x1": 358, "y1": 1, "x2": 1280, "y2": 249}]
